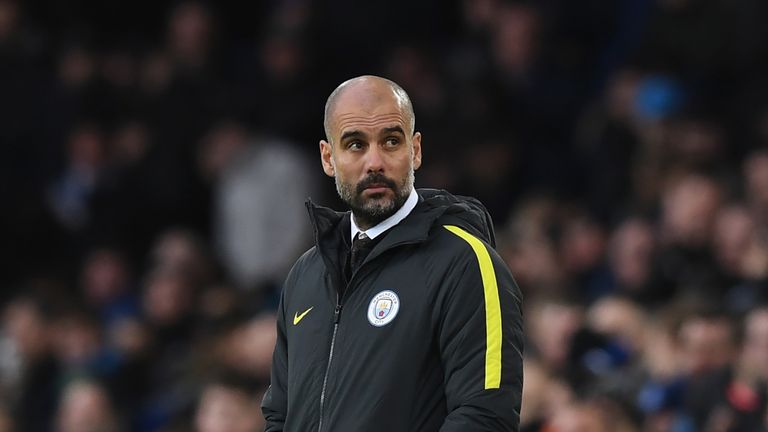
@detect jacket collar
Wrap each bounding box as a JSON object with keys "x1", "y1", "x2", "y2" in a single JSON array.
[
  {"x1": 305, "y1": 190, "x2": 449, "y2": 256},
  {"x1": 305, "y1": 189, "x2": 495, "y2": 292},
  {"x1": 306, "y1": 187, "x2": 497, "y2": 263}
]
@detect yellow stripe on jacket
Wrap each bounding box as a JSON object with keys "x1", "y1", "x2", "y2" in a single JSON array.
[{"x1": 443, "y1": 225, "x2": 502, "y2": 389}]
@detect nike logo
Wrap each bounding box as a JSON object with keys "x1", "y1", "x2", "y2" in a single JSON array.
[{"x1": 293, "y1": 307, "x2": 313, "y2": 325}]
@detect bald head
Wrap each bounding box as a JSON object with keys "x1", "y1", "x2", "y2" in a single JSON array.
[{"x1": 323, "y1": 75, "x2": 415, "y2": 143}]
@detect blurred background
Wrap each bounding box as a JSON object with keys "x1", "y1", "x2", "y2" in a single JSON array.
[{"x1": 2, "y1": 0, "x2": 768, "y2": 431}]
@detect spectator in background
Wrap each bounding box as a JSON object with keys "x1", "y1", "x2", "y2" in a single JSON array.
[
  {"x1": 150, "y1": 229, "x2": 215, "y2": 288},
  {"x1": 88, "y1": 120, "x2": 169, "y2": 259},
  {"x1": 166, "y1": 2, "x2": 214, "y2": 73},
  {"x1": 500, "y1": 196, "x2": 565, "y2": 299},
  {"x1": 678, "y1": 310, "x2": 738, "y2": 378},
  {"x1": 242, "y1": 31, "x2": 319, "y2": 144},
  {"x1": 656, "y1": 173, "x2": 726, "y2": 302},
  {"x1": 711, "y1": 204, "x2": 768, "y2": 314},
  {"x1": 80, "y1": 248, "x2": 139, "y2": 326},
  {"x1": 634, "y1": 305, "x2": 693, "y2": 432},
  {"x1": 545, "y1": 398, "x2": 638, "y2": 432},
  {"x1": 575, "y1": 70, "x2": 643, "y2": 221},
  {"x1": 687, "y1": 306, "x2": 768, "y2": 432},
  {"x1": 558, "y1": 210, "x2": 611, "y2": 302},
  {"x1": 50, "y1": 309, "x2": 107, "y2": 376},
  {"x1": 142, "y1": 268, "x2": 197, "y2": 333},
  {"x1": 48, "y1": 123, "x2": 106, "y2": 232},
  {"x1": 519, "y1": 359, "x2": 572, "y2": 432},
  {"x1": 194, "y1": 372, "x2": 265, "y2": 432},
  {"x1": 2, "y1": 296, "x2": 59, "y2": 432},
  {"x1": 587, "y1": 296, "x2": 647, "y2": 358},
  {"x1": 661, "y1": 116, "x2": 725, "y2": 173},
  {"x1": 741, "y1": 308, "x2": 768, "y2": 385},
  {"x1": 607, "y1": 217, "x2": 657, "y2": 304},
  {"x1": 135, "y1": 267, "x2": 200, "y2": 429},
  {"x1": 713, "y1": 205, "x2": 756, "y2": 282},
  {"x1": 644, "y1": 307, "x2": 739, "y2": 431},
  {"x1": 525, "y1": 298, "x2": 583, "y2": 374},
  {"x1": 213, "y1": 313, "x2": 275, "y2": 384},
  {"x1": 56, "y1": 378, "x2": 121, "y2": 432},
  {"x1": 199, "y1": 121, "x2": 315, "y2": 294},
  {"x1": 458, "y1": 136, "x2": 519, "y2": 221}
]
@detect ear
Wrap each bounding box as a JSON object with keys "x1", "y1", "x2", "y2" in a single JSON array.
[
  {"x1": 320, "y1": 140, "x2": 335, "y2": 177},
  {"x1": 412, "y1": 132, "x2": 422, "y2": 171}
]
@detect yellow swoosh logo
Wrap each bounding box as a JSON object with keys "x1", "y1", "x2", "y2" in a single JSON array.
[{"x1": 293, "y1": 307, "x2": 313, "y2": 325}]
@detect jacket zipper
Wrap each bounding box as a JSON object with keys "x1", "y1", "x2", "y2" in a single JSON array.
[
  {"x1": 317, "y1": 298, "x2": 343, "y2": 432},
  {"x1": 316, "y1": 240, "x2": 419, "y2": 431}
]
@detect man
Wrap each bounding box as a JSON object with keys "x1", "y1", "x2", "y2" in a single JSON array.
[{"x1": 261, "y1": 75, "x2": 523, "y2": 431}]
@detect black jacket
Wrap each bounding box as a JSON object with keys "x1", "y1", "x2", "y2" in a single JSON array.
[{"x1": 262, "y1": 189, "x2": 524, "y2": 431}]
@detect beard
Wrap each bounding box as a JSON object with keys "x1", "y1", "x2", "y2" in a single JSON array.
[{"x1": 335, "y1": 167, "x2": 414, "y2": 229}]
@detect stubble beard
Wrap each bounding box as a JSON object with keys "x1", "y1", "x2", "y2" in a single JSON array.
[{"x1": 335, "y1": 167, "x2": 414, "y2": 230}]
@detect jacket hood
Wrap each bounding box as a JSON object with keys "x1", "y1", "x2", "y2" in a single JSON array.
[{"x1": 418, "y1": 188, "x2": 497, "y2": 248}]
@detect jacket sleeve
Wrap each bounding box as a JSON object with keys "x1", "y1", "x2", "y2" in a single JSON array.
[
  {"x1": 261, "y1": 285, "x2": 289, "y2": 431},
  {"x1": 437, "y1": 226, "x2": 524, "y2": 431}
]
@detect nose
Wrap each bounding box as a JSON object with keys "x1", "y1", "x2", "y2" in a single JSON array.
[{"x1": 364, "y1": 144, "x2": 385, "y2": 173}]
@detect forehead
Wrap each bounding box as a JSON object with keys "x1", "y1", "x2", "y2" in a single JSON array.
[{"x1": 329, "y1": 85, "x2": 408, "y2": 135}]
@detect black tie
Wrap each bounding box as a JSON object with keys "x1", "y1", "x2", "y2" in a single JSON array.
[{"x1": 350, "y1": 233, "x2": 374, "y2": 273}]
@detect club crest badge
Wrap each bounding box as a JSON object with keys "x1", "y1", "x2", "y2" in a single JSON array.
[{"x1": 367, "y1": 290, "x2": 400, "y2": 327}]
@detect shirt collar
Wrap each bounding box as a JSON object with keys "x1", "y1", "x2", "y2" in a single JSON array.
[{"x1": 351, "y1": 187, "x2": 418, "y2": 241}]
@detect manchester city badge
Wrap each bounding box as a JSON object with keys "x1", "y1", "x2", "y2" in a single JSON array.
[{"x1": 367, "y1": 290, "x2": 400, "y2": 327}]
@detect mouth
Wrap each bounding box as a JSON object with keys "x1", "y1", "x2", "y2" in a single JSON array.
[
  {"x1": 363, "y1": 185, "x2": 391, "y2": 196},
  {"x1": 364, "y1": 182, "x2": 390, "y2": 191},
  {"x1": 357, "y1": 175, "x2": 397, "y2": 197}
]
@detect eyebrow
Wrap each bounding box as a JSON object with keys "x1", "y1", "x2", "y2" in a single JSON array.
[
  {"x1": 340, "y1": 130, "x2": 366, "y2": 141},
  {"x1": 339, "y1": 125, "x2": 407, "y2": 142},
  {"x1": 381, "y1": 126, "x2": 406, "y2": 136}
]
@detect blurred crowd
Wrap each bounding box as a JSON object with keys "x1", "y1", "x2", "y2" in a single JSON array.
[{"x1": 2, "y1": 0, "x2": 768, "y2": 431}]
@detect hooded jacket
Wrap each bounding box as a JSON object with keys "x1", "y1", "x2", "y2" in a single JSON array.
[{"x1": 262, "y1": 189, "x2": 524, "y2": 431}]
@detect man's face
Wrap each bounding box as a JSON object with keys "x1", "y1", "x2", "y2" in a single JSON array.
[
  {"x1": 195, "y1": 385, "x2": 262, "y2": 432},
  {"x1": 320, "y1": 83, "x2": 422, "y2": 228}
]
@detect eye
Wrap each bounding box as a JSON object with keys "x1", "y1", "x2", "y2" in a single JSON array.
[
  {"x1": 347, "y1": 141, "x2": 364, "y2": 151},
  {"x1": 384, "y1": 137, "x2": 400, "y2": 147}
]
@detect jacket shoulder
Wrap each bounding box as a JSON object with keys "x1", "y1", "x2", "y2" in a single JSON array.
[
  {"x1": 283, "y1": 246, "x2": 323, "y2": 290},
  {"x1": 428, "y1": 223, "x2": 496, "y2": 260},
  {"x1": 295, "y1": 245, "x2": 320, "y2": 266}
]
